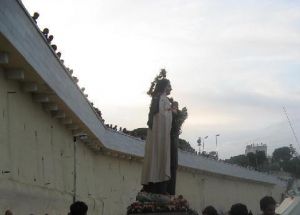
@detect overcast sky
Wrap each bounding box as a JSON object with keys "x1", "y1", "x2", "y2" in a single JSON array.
[{"x1": 23, "y1": 0, "x2": 300, "y2": 158}]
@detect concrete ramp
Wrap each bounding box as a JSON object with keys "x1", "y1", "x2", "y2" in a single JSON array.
[{"x1": 276, "y1": 196, "x2": 300, "y2": 215}]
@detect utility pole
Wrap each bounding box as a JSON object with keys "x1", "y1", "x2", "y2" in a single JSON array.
[
  {"x1": 72, "y1": 134, "x2": 88, "y2": 203},
  {"x1": 73, "y1": 136, "x2": 77, "y2": 203},
  {"x1": 283, "y1": 107, "x2": 300, "y2": 151}
]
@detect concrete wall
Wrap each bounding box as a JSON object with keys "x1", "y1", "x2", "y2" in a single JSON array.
[
  {"x1": 0, "y1": 1, "x2": 287, "y2": 214},
  {"x1": 0, "y1": 68, "x2": 285, "y2": 215}
]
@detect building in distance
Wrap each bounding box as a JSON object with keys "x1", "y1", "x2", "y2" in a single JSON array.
[{"x1": 245, "y1": 143, "x2": 267, "y2": 155}]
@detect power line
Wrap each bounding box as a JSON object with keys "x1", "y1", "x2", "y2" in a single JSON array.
[{"x1": 283, "y1": 106, "x2": 300, "y2": 151}]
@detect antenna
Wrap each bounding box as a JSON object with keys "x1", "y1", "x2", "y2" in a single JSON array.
[{"x1": 283, "y1": 106, "x2": 300, "y2": 151}]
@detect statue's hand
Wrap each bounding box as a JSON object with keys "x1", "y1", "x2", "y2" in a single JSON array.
[{"x1": 172, "y1": 108, "x2": 178, "y2": 114}]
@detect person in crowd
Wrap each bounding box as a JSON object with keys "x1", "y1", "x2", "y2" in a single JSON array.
[
  {"x1": 260, "y1": 196, "x2": 277, "y2": 215},
  {"x1": 202, "y1": 205, "x2": 218, "y2": 215},
  {"x1": 69, "y1": 201, "x2": 88, "y2": 215},
  {"x1": 229, "y1": 203, "x2": 248, "y2": 215},
  {"x1": 5, "y1": 210, "x2": 13, "y2": 215},
  {"x1": 95, "y1": 108, "x2": 102, "y2": 118},
  {"x1": 42, "y1": 28, "x2": 49, "y2": 38},
  {"x1": 32, "y1": 12, "x2": 39, "y2": 23},
  {"x1": 51, "y1": 44, "x2": 57, "y2": 51},
  {"x1": 47, "y1": 35, "x2": 54, "y2": 44}
]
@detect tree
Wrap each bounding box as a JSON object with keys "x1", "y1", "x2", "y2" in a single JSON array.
[
  {"x1": 178, "y1": 138, "x2": 195, "y2": 152},
  {"x1": 247, "y1": 152, "x2": 257, "y2": 168},
  {"x1": 282, "y1": 158, "x2": 300, "y2": 178},
  {"x1": 272, "y1": 147, "x2": 292, "y2": 163},
  {"x1": 289, "y1": 144, "x2": 297, "y2": 157},
  {"x1": 268, "y1": 163, "x2": 280, "y2": 171},
  {"x1": 226, "y1": 155, "x2": 249, "y2": 167},
  {"x1": 130, "y1": 128, "x2": 147, "y2": 140},
  {"x1": 256, "y1": 151, "x2": 267, "y2": 168}
]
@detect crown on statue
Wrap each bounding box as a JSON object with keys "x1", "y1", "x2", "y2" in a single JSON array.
[{"x1": 147, "y1": 68, "x2": 168, "y2": 96}]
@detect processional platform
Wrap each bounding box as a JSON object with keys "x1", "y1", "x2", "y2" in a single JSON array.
[
  {"x1": 127, "y1": 193, "x2": 198, "y2": 215},
  {"x1": 128, "y1": 212, "x2": 189, "y2": 215}
]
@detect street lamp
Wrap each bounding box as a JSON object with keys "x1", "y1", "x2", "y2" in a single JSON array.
[
  {"x1": 203, "y1": 136, "x2": 208, "y2": 152},
  {"x1": 198, "y1": 136, "x2": 208, "y2": 154},
  {"x1": 197, "y1": 137, "x2": 201, "y2": 154},
  {"x1": 216, "y1": 134, "x2": 220, "y2": 157}
]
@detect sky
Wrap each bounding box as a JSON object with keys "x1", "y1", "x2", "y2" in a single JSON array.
[{"x1": 23, "y1": 0, "x2": 300, "y2": 158}]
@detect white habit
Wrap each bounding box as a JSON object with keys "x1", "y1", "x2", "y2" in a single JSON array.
[{"x1": 141, "y1": 93, "x2": 172, "y2": 184}]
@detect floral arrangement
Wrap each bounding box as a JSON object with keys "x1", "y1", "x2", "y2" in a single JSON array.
[{"x1": 127, "y1": 194, "x2": 198, "y2": 214}]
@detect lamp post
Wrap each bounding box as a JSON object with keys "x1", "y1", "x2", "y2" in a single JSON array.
[
  {"x1": 197, "y1": 137, "x2": 201, "y2": 154},
  {"x1": 198, "y1": 136, "x2": 208, "y2": 154},
  {"x1": 216, "y1": 134, "x2": 220, "y2": 157},
  {"x1": 203, "y1": 136, "x2": 208, "y2": 152}
]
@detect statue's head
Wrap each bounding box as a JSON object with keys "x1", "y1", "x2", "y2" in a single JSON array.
[
  {"x1": 148, "y1": 69, "x2": 172, "y2": 96},
  {"x1": 154, "y1": 79, "x2": 171, "y2": 96}
]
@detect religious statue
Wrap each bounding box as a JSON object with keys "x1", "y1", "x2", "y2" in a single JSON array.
[
  {"x1": 141, "y1": 69, "x2": 188, "y2": 195},
  {"x1": 127, "y1": 70, "x2": 195, "y2": 214}
]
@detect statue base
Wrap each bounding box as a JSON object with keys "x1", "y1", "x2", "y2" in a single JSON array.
[
  {"x1": 126, "y1": 192, "x2": 198, "y2": 215},
  {"x1": 128, "y1": 213, "x2": 189, "y2": 215}
]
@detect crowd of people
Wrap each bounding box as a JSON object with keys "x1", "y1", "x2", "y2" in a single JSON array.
[
  {"x1": 3, "y1": 195, "x2": 277, "y2": 214},
  {"x1": 33, "y1": 12, "x2": 154, "y2": 143},
  {"x1": 31, "y1": 12, "x2": 132, "y2": 135},
  {"x1": 31, "y1": 12, "x2": 74, "y2": 74},
  {"x1": 4, "y1": 201, "x2": 88, "y2": 215},
  {"x1": 202, "y1": 196, "x2": 277, "y2": 215}
]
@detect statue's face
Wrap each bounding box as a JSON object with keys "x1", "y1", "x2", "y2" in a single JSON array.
[{"x1": 165, "y1": 83, "x2": 172, "y2": 95}]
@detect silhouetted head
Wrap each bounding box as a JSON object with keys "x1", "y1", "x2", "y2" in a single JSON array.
[
  {"x1": 48, "y1": 35, "x2": 54, "y2": 42},
  {"x1": 202, "y1": 205, "x2": 218, "y2": 215},
  {"x1": 147, "y1": 69, "x2": 172, "y2": 96},
  {"x1": 51, "y1": 44, "x2": 57, "y2": 51},
  {"x1": 230, "y1": 203, "x2": 248, "y2": 215},
  {"x1": 260, "y1": 196, "x2": 276, "y2": 215},
  {"x1": 153, "y1": 78, "x2": 171, "y2": 96},
  {"x1": 32, "y1": 12, "x2": 39, "y2": 21},
  {"x1": 42, "y1": 28, "x2": 49, "y2": 34},
  {"x1": 5, "y1": 210, "x2": 13, "y2": 215},
  {"x1": 70, "y1": 201, "x2": 88, "y2": 215}
]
